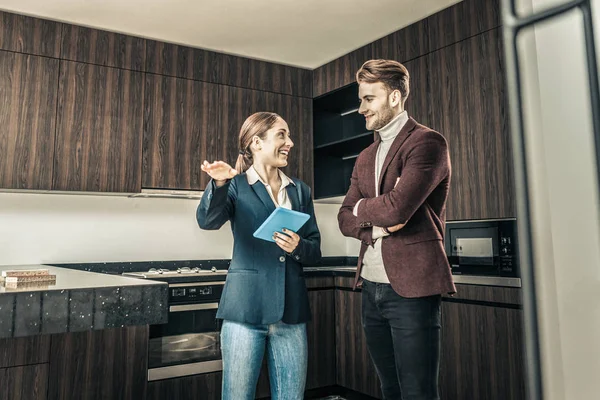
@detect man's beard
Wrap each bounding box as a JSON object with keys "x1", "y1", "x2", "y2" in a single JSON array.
[{"x1": 370, "y1": 103, "x2": 395, "y2": 131}]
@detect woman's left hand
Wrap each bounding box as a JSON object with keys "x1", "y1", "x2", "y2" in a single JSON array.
[{"x1": 273, "y1": 228, "x2": 301, "y2": 254}]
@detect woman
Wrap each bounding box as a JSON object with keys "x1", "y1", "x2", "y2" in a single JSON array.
[{"x1": 196, "y1": 112, "x2": 321, "y2": 400}]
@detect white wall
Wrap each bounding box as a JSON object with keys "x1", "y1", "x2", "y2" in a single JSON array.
[
  {"x1": 0, "y1": 192, "x2": 349, "y2": 266},
  {"x1": 516, "y1": 0, "x2": 600, "y2": 398}
]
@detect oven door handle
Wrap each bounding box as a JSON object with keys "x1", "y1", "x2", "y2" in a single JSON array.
[{"x1": 169, "y1": 303, "x2": 219, "y2": 312}]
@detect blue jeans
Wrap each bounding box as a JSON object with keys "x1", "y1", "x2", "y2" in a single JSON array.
[
  {"x1": 220, "y1": 320, "x2": 307, "y2": 400},
  {"x1": 361, "y1": 279, "x2": 442, "y2": 400}
]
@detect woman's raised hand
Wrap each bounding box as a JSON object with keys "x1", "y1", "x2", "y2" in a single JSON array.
[{"x1": 201, "y1": 160, "x2": 238, "y2": 185}]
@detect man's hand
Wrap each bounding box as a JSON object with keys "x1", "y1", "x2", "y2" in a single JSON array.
[{"x1": 386, "y1": 222, "x2": 406, "y2": 233}]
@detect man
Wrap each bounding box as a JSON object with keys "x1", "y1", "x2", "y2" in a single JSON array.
[{"x1": 337, "y1": 59, "x2": 456, "y2": 400}]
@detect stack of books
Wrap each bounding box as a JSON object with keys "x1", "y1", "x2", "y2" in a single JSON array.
[{"x1": 0, "y1": 268, "x2": 57, "y2": 288}]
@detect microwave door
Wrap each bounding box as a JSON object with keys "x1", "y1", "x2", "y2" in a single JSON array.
[{"x1": 456, "y1": 237, "x2": 494, "y2": 266}]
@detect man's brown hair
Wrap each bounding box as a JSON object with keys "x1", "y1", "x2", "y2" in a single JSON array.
[{"x1": 356, "y1": 59, "x2": 410, "y2": 102}]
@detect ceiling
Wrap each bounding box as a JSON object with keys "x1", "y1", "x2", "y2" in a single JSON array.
[{"x1": 0, "y1": 0, "x2": 461, "y2": 69}]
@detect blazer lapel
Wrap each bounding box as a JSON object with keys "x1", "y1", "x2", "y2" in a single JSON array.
[
  {"x1": 362, "y1": 140, "x2": 380, "y2": 199},
  {"x1": 377, "y1": 117, "x2": 418, "y2": 192},
  {"x1": 251, "y1": 182, "x2": 276, "y2": 214},
  {"x1": 286, "y1": 183, "x2": 300, "y2": 211}
]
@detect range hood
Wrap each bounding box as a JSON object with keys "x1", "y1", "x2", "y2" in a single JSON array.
[{"x1": 128, "y1": 189, "x2": 204, "y2": 199}]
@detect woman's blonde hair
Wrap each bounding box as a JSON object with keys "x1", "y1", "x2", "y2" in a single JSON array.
[{"x1": 235, "y1": 112, "x2": 282, "y2": 174}]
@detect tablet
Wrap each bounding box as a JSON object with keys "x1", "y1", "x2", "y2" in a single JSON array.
[{"x1": 253, "y1": 207, "x2": 310, "y2": 242}]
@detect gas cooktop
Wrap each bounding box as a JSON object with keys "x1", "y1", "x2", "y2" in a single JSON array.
[{"x1": 122, "y1": 267, "x2": 228, "y2": 282}]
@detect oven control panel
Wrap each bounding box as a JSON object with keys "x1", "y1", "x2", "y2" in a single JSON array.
[{"x1": 168, "y1": 283, "x2": 224, "y2": 304}]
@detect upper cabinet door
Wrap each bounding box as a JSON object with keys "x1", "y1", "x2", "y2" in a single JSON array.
[
  {"x1": 60, "y1": 25, "x2": 146, "y2": 71},
  {"x1": 0, "y1": 51, "x2": 59, "y2": 190},
  {"x1": 53, "y1": 61, "x2": 144, "y2": 192},
  {"x1": 214, "y1": 86, "x2": 313, "y2": 189},
  {"x1": 428, "y1": 27, "x2": 514, "y2": 220},
  {"x1": 142, "y1": 74, "x2": 219, "y2": 190}
]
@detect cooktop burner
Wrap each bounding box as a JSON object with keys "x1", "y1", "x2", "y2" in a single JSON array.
[{"x1": 122, "y1": 266, "x2": 228, "y2": 281}]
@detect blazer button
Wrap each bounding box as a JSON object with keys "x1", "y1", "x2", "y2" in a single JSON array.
[{"x1": 279, "y1": 256, "x2": 285, "y2": 262}]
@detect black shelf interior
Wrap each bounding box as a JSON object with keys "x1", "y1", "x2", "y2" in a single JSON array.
[{"x1": 313, "y1": 82, "x2": 375, "y2": 199}]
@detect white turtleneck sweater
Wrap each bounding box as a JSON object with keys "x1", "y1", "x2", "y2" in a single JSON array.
[{"x1": 359, "y1": 110, "x2": 409, "y2": 283}]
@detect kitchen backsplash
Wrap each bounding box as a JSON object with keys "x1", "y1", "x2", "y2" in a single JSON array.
[{"x1": 0, "y1": 192, "x2": 357, "y2": 266}]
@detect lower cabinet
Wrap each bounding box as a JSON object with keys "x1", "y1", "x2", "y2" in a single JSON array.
[
  {"x1": 147, "y1": 372, "x2": 222, "y2": 400},
  {"x1": 334, "y1": 278, "x2": 382, "y2": 399},
  {"x1": 47, "y1": 325, "x2": 149, "y2": 400},
  {"x1": 439, "y1": 300, "x2": 527, "y2": 400},
  {"x1": 0, "y1": 364, "x2": 48, "y2": 400}
]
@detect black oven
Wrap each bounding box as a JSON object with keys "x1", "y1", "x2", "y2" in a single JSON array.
[
  {"x1": 147, "y1": 281, "x2": 224, "y2": 381},
  {"x1": 445, "y1": 218, "x2": 520, "y2": 286}
]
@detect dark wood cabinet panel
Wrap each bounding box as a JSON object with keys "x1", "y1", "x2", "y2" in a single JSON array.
[
  {"x1": 0, "y1": 364, "x2": 48, "y2": 400},
  {"x1": 403, "y1": 55, "x2": 434, "y2": 128},
  {"x1": 446, "y1": 283, "x2": 522, "y2": 305},
  {"x1": 61, "y1": 25, "x2": 146, "y2": 71},
  {"x1": 305, "y1": 276, "x2": 334, "y2": 289},
  {"x1": 48, "y1": 325, "x2": 148, "y2": 400},
  {"x1": 313, "y1": 18, "x2": 431, "y2": 97},
  {"x1": 440, "y1": 302, "x2": 526, "y2": 400},
  {"x1": 313, "y1": 0, "x2": 500, "y2": 97},
  {"x1": 145, "y1": 41, "x2": 311, "y2": 97},
  {"x1": 53, "y1": 60, "x2": 144, "y2": 192},
  {"x1": 429, "y1": 27, "x2": 514, "y2": 220},
  {"x1": 0, "y1": 334, "x2": 50, "y2": 368},
  {"x1": 427, "y1": 0, "x2": 501, "y2": 52},
  {"x1": 306, "y1": 289, "x2": 336, "y2": 390},
  {"x1": 147, "y1": 372, "x2": 222, "y2": 400},
  {"x1": 312, "y1": 44, "x2": 374, "y2": 100},
  {"x1": 0, "y1": 11, "x2": 61, "y2": 57},
  {"x1": 143, "y1": 74, "x2": 219, "y2": 190},
  {"x1": 0, "y1": 51, "x2": 59, "y2": 190},
  {"x1": 215, "y1": 85, "x2": 313, "y2": 189},
  {"x1": 335, "y1": 289, "x2": 382, "y2": 399}
]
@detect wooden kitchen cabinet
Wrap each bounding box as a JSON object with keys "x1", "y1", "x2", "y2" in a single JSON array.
[
  {"x1": 427, "y1": 27, "x2": 514, "y2": 220},
  {"x1": 334, "y1": 277, "x2": 382, "y2": 399},
  {"x1": 53, "y1": 60, "x2": 145, "y2": 192},
  {"x1": 440, "y1": 285, "x2": 526, "y2": 400},
  {"x1": 147, "y1": 372, "x2": 222, "y2": 400},
  {"x1": 215, "y1": 85, "x2": 313, "y2": 190},
  {"x1": 142, "y1": 74, "x2": 219, "y2": 190},
  {"x1": 0, "y1": 334, "x2": 50, "y2": 368},
  {"x1": 47, "y1": 325, "x2": 149, "y2": 400},
  {"x1": 0, "y1": 51, "x2": 59, "y2": 190},
  {"x1": 0, "y1": 364, "x2": 48, "y2": 400}
]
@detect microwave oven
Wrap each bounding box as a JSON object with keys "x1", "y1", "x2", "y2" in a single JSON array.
[{"x1": 444, "y1": 218, "x2": 520, "y2": 286}]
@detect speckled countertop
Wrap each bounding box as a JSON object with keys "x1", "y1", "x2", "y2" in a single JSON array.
[{"x1": 0, "y1": 265, "x2": 168, "y2": 339}]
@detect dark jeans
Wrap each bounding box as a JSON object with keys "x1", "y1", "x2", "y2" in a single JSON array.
[{"x1": 361, "y1": 279, "x2": 442, "y2": 400}]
